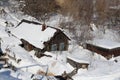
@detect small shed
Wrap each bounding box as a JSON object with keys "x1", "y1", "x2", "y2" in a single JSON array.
[
  {"x1": 11, "y1": 19, "x2": 70, "y2": 57},
  {"x1": 67, "y1": 56, "x2": 89, "y2": 69},
  {"x1": 86, "y1": 39, "x2": 120, "y2": 59}
]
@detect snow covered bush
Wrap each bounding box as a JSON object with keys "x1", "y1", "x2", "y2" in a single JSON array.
[{"x1": 91, "y1": 25, "x2": 120, "y2": 42}]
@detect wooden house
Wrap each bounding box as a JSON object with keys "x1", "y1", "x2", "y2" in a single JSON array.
[
  {"x1": 86, "y1": 39, "x2": 120, "y2": 59},
  {"x1": 11, "y1": 19, "x2": 70, "y2": 57},
  {"x1": 67, "y1": 56, "x2": 89, "y2": 69}
]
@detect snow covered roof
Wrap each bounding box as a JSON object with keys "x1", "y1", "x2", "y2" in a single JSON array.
[
  {"x1": 11, "y1": 19, "x2": 58, "y2": 49},
  {"x1": 67, "y1": 55, "x2": 90, "y2": 64},
  {"x1": 88, "y1": 39, "x2": 120, "y2": 49}
]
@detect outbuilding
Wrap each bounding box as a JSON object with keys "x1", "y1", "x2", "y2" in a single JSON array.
[
  {"x1": 86, "y1": 39, "x2": 120, "y2": 59},
  {"x1": 67, "y1": 55, "x2": 89, "y2": 69}
]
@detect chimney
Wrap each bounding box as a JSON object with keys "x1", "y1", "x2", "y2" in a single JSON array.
[{"x1": 42, "y1": 23, "x2": 46, "y2": 31}]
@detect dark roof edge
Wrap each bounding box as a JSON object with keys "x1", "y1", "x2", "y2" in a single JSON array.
[
  {"x1": 16, "y1": 19, "x2": 41, "y2": 27},
  {"x1": 86, "y1": 43, "x2": 120, "y2": 50},
  {"x1": 50, "y1": 26, "x2": 71, "y2": 40}
]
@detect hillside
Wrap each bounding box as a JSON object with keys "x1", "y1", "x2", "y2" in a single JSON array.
[{"x1": 0, "y1": 0, "x2": 120, "y2": 80}]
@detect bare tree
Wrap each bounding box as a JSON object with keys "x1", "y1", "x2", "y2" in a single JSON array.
[
  {"x1": 58, "y1": 0, "x2": 93, "y2": 25},
  {"x1": 22, "y1": 0, "x2": 60, "y2": 21}
]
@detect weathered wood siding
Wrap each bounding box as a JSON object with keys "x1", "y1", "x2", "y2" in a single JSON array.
[
  {"x1": 110, "y1": 48, "x2": 120, "y2": 57},
  {"x1": 21, "y1": 39, "x2": 34, "y2": 51},
  {"x1": 20, "y1": 30, "x2": 69, "y2": 58},
  {"x1": 67, "y1": 58, "x2": 89, "y2": 69},
  {"x1": 86, "y1": 43, "x2": 120, "y2": 59},
  {"x1": 44, "y1": 31, "x2": 69, "y2": 51}
]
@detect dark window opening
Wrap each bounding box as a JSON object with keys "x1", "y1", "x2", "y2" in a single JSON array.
[
  {"x1": 19, "y1": 44, "x2": 24, "y2": 47},
  {"x1": 51, "y1": 44, "x2": 57, "y2": 51},
  {"x1": 59, "y1": 43, "x2": 65, "y2": 51}
]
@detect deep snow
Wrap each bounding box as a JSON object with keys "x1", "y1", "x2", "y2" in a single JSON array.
[{"x1": 0, "y1": 7, "x2": 120, "y2": 80}]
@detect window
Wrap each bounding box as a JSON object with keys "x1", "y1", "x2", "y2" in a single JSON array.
[
  {"x1": 51, "y1": 44, "x2": 57, "y2": 51},
  {"x1": 59, "y1": 43, "x2": 65, "y2": 51},
  {"x1": 0, "y1": 48, "x2": 2, "y2": 53}
]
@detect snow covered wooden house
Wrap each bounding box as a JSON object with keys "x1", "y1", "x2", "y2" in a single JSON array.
[
  {"x1": 67, "y1": 53, "x2": 90, "y2": 69},
  {"x1": 86, "y1": 39, "x2": 120, "y2": 59},
  {"x1": 67, "y1": 57, "x2": 89, "y2": 69},
  {"x1": 11, "y1": 19, "x2": 70, "y2": 57}
]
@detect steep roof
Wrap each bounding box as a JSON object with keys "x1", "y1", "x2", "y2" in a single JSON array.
[
  {"x1": 87, "y1": 39, "x2": 120, "y2": 49},
  {"x1": 11, "y1": 19, "x2": 69, "y2": 49},
  {"x1": 12, "y1": 19, "x2": 57, "y2": 49}
]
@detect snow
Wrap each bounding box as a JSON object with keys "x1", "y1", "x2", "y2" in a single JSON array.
[
  {"x1": 0, "y1": 68, "x2": 49, "y2": 80},
  {"x1": 0, "y1": 6, "x2": 120, "y2": 80},
  {"x1": 11, "y1": 21, "x2": 57, "y2": 49},
  {"x1": 103, "y1": 29, "x2": 120, "y2": 42},
  {"x1": 30, "y1": 51, "x2": 74, "y2": 75},
  {"x1": 4, "y1": 7, "x2": 21, "y2": 22},
  {"x1": 68, "y1": 45, "x2": 92, "y2": 64},
  {"x1": 67, "y1": 55, "x2": 89, "y2": 64},
  {"x1": 1, "y1": 37, "x2": 21, "y2": 53},
  {"x1": 0, "y1": 19, "x2": 7, "y2": 27},
  {"x1": 72, "y1": 57, "x2": 120, "y2": 80},
  {"x1": 1, "y1": 30, "x2": 73, "y2": 76},
  {"x1": 0, "y1": 27, "x2": 120, "y2": 80},
  {"x1": 91, "y1": 25, "x2": 120, "y2": 42},
  {"x1": 90, "y1": 23, "x2": 98, "y2": 31},
  {"x1": 46, "y1": 14, "x2": 73, "y2": 28},
  {"x1": 67, "y1": 44, "x2": 120, "y2": 80},
  {"x1": 0, "y1": 27, "x2": 9, "y2": 37},
  {"x1": 5, "y1": 45, "x2": 47, "y2": 74},
  {"x1": 88, "y1": 39, "x2": 120, "y2": 49},
  {"x1": 0, "y1": 69, "x2": 20, "y2": 80}
]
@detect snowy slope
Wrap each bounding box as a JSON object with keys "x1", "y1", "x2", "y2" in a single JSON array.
[
  {"x1": 0, "y1": 69, "x2": 20, "y2": 80},
  {"x1": 29, "y1": 51, "x2": 74, "y2": 75},
  {"x1": 0, "y1": 7, "x2": 120, "y2": 80}
]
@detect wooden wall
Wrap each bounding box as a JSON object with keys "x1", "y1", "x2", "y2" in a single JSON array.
[
  {"x1": 67, "y1": 58, "x2": 89, "y2": 69},
  {"x1": 21, "y1": 39, "x2": 34, "y2": 51},
  {"x1": 44, "y1": 31, "x2": 69, "y2": 51},
  {"x1": 20, "y1": 31, "x2": 69, "y2": 58},
  {"x1": 110, "y1": 48, "x2": 120, "y2": 57},
  {"x1": 86, "y1": 43, "x2": 120, "y2": 59}
]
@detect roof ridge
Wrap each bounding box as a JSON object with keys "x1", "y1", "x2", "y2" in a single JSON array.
[{"x1": 16, "y1": 19, "x2": 41, "y2": 27}]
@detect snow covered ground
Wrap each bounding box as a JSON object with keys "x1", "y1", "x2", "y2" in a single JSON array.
[{"x1": 0, "y1": 7, "x2": 120, "y2": 80}]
